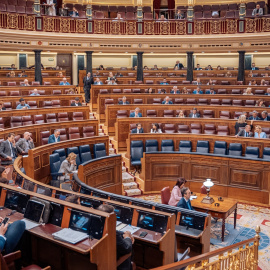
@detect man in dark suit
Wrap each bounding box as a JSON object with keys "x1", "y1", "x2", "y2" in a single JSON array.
[
  {"x1": 162, "y1": 96, "x2": 173, "y2": 104},
  {"x1": 170, "y1": 86, "x2": 180, "y2": 94},
  {"x1": 236, "y1": 125, "x2": 253, "y2": 137},
  {"x1": 71, "y1": 97, "x2": 82, "y2": 106},
  {"x1": 261, "y1": 111, "x2": 270, "y2": 121},
  {"x1": 250, "y1": 63, "x2": 259, "y2": 70},
  {"x1": 194, "y1": 64, "x2": 202, "y2": 70},
  {"x1": 177, "y1": 187, "x2": 194, "y2": 210},
  {"x1": 48, "y1": 130, "x2": 61, "y2": 144},
  {"x1": 188, "y1": 108, "x2": 200, "y2": 118},
  {"x1": 97, "y1": 204, "x2": 134, "y2": 270},
  {"x1": 83, "y1": 72, "x2": 94, "y2": 103},
  {"x1": 131, "y1": 123, "x2": 144, "y2": 134},
  {"x1": 118, "y1": 96, "x2": 130, "y2": 105},
  {"x1": 249, "y1": 110, "x2": 261, "y2": 120},
  {"x1": 130, "y1": 107, "x2": 142, "y2": 118},
  {"x1": 0, "y1": 133, "x2": 18, "y2": 165},
  {"x1": 174, "y1": 60, "x2": 184, "y2": 70}
]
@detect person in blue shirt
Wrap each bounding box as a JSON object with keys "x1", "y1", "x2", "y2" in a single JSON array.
[
  {"x1": 30, "y1": 89, "x2": 40, "y2": 96},
  {"x1": 94, "y1": 78, "x2": 103, "y2": 85},
  {"x1": 254, "y1": 125, "x2": 267, "y2": 138},
  {"x1": 162, "y1": 96, "x2": 173, "y2": 104},
  {"x1": 59, "y1": 77, "x2": 70, "y2": 85},
  {"x1": 193, "y1": 87, "x2": 203, "y2": 94},
  {"x1": 205, "y1": 89, "x2": 216, "y2": 94},
  {"x1": 129, "y1": 107, "x2": 142, "y2": 118},
  {"x1": 249, "y1": 110, "x2": 261, "y2": 121},
  {"x1": 170, "y1": 86, "x2": 180, "y2": 94},
  {"x1": 16, "y1": 98, "x2": 30, "y2": 109},
  {"x1": 48, "y1": 130, "x2": 61, "y2": 144},
  {"x1": 177, "y1": 187, "x2": 194, "y2": 210},
  {"x1": 118, "y1": 96, "x2": 130, "y2": 105},
  {"x1": 160, "y1": 78, "x2": 169, "y2": 85}
]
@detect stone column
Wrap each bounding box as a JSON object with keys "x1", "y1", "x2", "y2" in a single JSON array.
[
  {"x1": 237, "y1": 51, "x2": 245, "y2": 82},
  {"x1": 186, "y1": 51, "x2": 194, "y2": 82},
  {"x1": 136, "y1": 52, "x2": 144, "y2": 82},
  {"x1": 34, "y1": 49, "x2": 42, "y2": 84},
  {"x1": 86, "y1": 51, "x2": 93, "y2": 74}
]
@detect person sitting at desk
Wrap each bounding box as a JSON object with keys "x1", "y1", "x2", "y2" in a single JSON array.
[
  {"x1": 107, "y1": 79, "x2": 117, "y2": 85},
  {"x1": 177, "y1": 110, "x2": 185, "y2": 118},
  {"x1": 194, "y1": 64, "x2": 202, "y2": 70},
  {"x1": 0, "y1": 133, "x2": 18, "y2": 165},
  {"x1": 205, "y1": 65, "x2": 213, "y2": 70},
  {"x1": 168, "y1": 177, "x2": 187, "y2": 206},
  {"x1": 97, "y1": 204, "x2": 134, "y2": 270},
  {"x1": 114, "y1": 13, "x2": 123, "y2": 20},
  {"x1": 18, "y1": 70, "x2": 27, "y2": 77},
  {"x1": 48, "y1": 129, "x2": 60, "y2": 144},
  {"x1": 236, "y1": 125, "x2": 253, "y2": 138},
  {"x1": 249, "y1": 110, "x2": 261, "y2": 120},
  {"x1": 94, "y1": 78, "x2": 103, "y2": 85},
  {"x1": 58, "y1": 152, "x2": 77, "y2": 181},
  {"x1": 21, "y1": 79, "x2": 29, "y2": 86},
  {"x1": 71, "y1": 97, "x2": 82, "y2": 107},
  {"x1": 59, "y1": 77, "x2": 70, "y2": 85},
  {"x1": 261, "y1": 111, "x2": 270, "y2": 121},
  {"x1": 170, "y1": 86, "x2": 180, "y2": 94},
  {"x1": 0, "y1": 215, "x2": 25, "y2": 254},
  {"x1": 174, "y1": 60, "x2": 184, "y2": 70},
  {"x1": 251, "y1": 62, "x2": 259, "y2": 70},
  {"x1": 160, "y1": 78, "x2": 169, "y2": 85},
  {"x1": 254, "y1": 125, "x2": 267, "y2": 138},
  {"x1": 192, "y1": 87, "x2": 203, "y2": 94},
  {"x1": 8, "y1": 71, "x2": 16, "y2": 78},
  {"x1": 130, "y1": 107, "x2": 142, "y2": 118},
  {"x1": 189, "y1": 108, "x2": 200, "y2": 118},
  {"x1": 16, "y1": 98, "x2": 30, "y2": 110},
  {"x1": 30, "y1": 88, "x2": 40, "y2": 96},
  {"x1": 16, "y1": 132, "x2": 35, "y2": 154},
  {"x1": 234, "y1": 115, "x2": 253, "y2": 135},
  {"x1": 119, "y1": 96, "x2": 130, "y2": 105},
  {"x1": 193, "y1": 78, "x2": 202, "y2": 85},
  {"x1": 70, "y1": 7, "x2": 79, "y2": 17},
  {"x1": 265, "y1": 88, "x2": 270, "y2": 96},
  {"x1": 0, "y1": 102, "x2": 6, "y2": 111},
  {"x1": 162, "y1": 96, "x2": 173, "y2": 104},
  {"x1": 131, "y1": 123, "x2": 144, "y2": 134},
  {"x1": 205, "y1": 88, "x2": 216, "y2": 94},
  {"x1": 0, "y1": 166, "x2": 11, "y2": 184},
  {"x1": 175, "y1": 10, "x2": 185, "y2": 19},
  {"x1": 151, "y1": 123, "x2": 162, "y2": 133},
  {"x1": 249, "y1": 79, "x2": 257, "y2": 86},
  {"x1": 177, "y1": 187, "x2": 194, "y2": 210},
  {"x1": 252, "y1": 4, "x2": 263, "y2": 17},
  {"x1": 243, "y1": 87, "x2": 253, "y2": 95}
]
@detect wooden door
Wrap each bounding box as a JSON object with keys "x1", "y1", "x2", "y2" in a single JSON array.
[{"x1": 57, "y1": 54, "x2": 72, "y2": 81}]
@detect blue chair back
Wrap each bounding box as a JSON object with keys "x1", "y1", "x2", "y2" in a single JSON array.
[
  {"x1": 53, "y1": 148, "x2": 66, "y2": 163},
  {"x1": 228, "y1": 143, "x2": 242, "y2": 156},
  {"x1": 263, "y1": 147, "x2": 270, "y2": 160},
  {"x1": 145, "y1": 140, "x2": 158, "y2": 152},
  {"x1": 179, "y1": 140, "x2": 192, "y2": 152},
  {"x1": 213, "y1": 141, "x2": 227, "y2": 155},
  {"x1": 196, "y1": 140, "x2": 209, "y2": 153},
  {"x1": 245, "y1": 146, "x2": 259, "y2": 158},
  {"x1": 67, "y1": 147, "x2": 81, "y2": 165},
  {"x1": 130, "y1": 140, "x2": 143, "y2": 165},
  {"x1": 79, "y1": 145, "x2": 92, "y2": 163},
  {"x1": 50, "y1": 153, "x2": 61, "y2": 180},
  {"x1": 161, "y1": 140, "x2": 174, "y2": 151},
  {"x1": 94, "y1": 143, "x2": 106, "y2": 158}
]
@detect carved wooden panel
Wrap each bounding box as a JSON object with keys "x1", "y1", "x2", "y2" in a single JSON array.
[
  {"x1": 42, "y1": 153, "x2": 50, "y2": 167},
  {"x1": 152, "y1": 163, "x2": 181, "y2": 180},
  {"x1": 34, "y1": 156, "x2": 40, "y2": 170},
  {"x1": 191, "y1": 164, "x2": 220, "y2": 183},
  {"x1": 229, "y1": 169, "x2": 261, "y2": 189}
]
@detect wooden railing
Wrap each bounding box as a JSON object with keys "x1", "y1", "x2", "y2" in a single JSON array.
[
  {"x1": 150, "y1": 226, "x2": 261, "y2": 270},
  {"x1": 1, "y1": 13, "x2": 270, "y2": 35}
]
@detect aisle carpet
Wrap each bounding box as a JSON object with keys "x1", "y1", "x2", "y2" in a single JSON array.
[{"x1": 136, "y1": 194, "x2": 270, "y2": 270}]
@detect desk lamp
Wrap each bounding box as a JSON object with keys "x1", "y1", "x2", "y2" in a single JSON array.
[{"x1": 201, "y1": 178, "x2": 215, "y2": 204}]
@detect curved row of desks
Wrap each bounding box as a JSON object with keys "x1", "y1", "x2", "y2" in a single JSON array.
[
  {"x1": 125, "y1": 133, "x2": 270, "y2": 204},
  {"x1": 0, "y1": 69, "x2": 66, "y2": 77},
  {"x1": 0, "y1": 120, "x2": 99, "y2": 147},
  {"x1": 105, "y1": 104, "x2": 267, "y2": 134},
  {"x1": 114, "y1": 118, "x2": 268, "y2": 151}
]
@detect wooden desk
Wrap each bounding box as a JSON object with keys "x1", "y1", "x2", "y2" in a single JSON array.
[{"x1": 191, "y1": 194, "x2": 238, "y2": 242}]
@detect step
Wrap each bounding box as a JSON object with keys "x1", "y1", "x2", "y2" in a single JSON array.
[
  {"x1": 98, "y1": 129, "x2": 103, "y2": 133},
  {"x1": 90, "y1": 116, "x2": 95, "y2": 119},
  {"x1": 109, "y1": 148, "x2": 115, "y2": 155},
  {"x1": 122, "y1": 172, "x2": 134, "y2": 183},
  {"x1": 122, "y1": 166, "x2": 127, "y2": 172},
  {"x1": 125, "y1": 188, "x2": 142, "y2": 197},
  {"x1": 99, "y1": 133, "x2": 105, "y2": 136},
  {"x1": 123, "y1": 182, "x2": 138, "y2": 190},
  {"x1": 89, "y1": 112, "x2": 95, "y2": 117}
]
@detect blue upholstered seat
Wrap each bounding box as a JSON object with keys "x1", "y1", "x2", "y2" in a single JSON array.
[
  {"x1": 213, "y1": 141, "x2": 227, "y2": 155},
  {"x1": 94, "y1": 143, "x2": 106, "y2": 158},
  {"x1": 161, "y1": 140, "x2": 174, "y2": 152},
  {"x1": 196, "y1": 140, "x2": 209, "y2": 153},
  {"x1": 179, "y1": 140, "x2": 192, "y2": 152},
  {"x1": 79, "y1": 145, "x2": 92, "y2": 163},
  {"x1": 145, "y1": 140, "x2": 158, "y2": 152}
]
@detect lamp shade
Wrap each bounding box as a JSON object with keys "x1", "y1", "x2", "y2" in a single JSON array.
[{"x1": 203, "y1": 178, "x2": 214, "y2": 188}]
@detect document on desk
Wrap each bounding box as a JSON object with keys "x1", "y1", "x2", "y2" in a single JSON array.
[
  {"x1": 52, "y1": 228, "x2": 88, "y2": 244},
  {"x1": 118, "y1": 225, "x2": 140, "y2": 234},
  {"x1": 190, "y1": 196, "x2": 197, "y2": 200},
  {"x1": 21, "y1": 219, "x2": 41, "y2": 230}
]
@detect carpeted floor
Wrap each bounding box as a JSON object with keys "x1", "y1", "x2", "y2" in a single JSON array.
[{"x1": 136, "y1": 194, "x2": 270, "y2": 270}]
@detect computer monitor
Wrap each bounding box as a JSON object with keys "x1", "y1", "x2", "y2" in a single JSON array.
[
  {"x1": 89, "y1": 214, "x2": 105, "y2": 240},
  {"x1": 36, "y1": 185, "x2": 52, "y2": 196},
  {"x1": 55, "y1": 191, "x2": 67, "y2": 201},
  {"x1": 4, "y1": 190, "x2": 29, "y2": 213},
  {"x1": 69, "y1": 210, "x2": 91, "y2": 235},
  {"x1": 109, "y1": 204, "x2": 133, "y2": 224},
  {"x1": 23, "y1": 180, "x2": 35, "y2": 192},
  {"x1": 179, "y1": 212, "x2": 205, "y2": 231},
  {"x1": 80, "y1": 197, "x2": 102, "y2": 209},
  {"x1": 137, "y1": 210, "x2": 168, "y2": 233},
  {"x1": 49, "y1": 202, "x2": 64, "y2": 226}
]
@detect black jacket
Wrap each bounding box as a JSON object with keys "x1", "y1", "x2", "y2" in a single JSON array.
[{"x1": 117, "y1": 231, "x2": 132, "y2": 270}]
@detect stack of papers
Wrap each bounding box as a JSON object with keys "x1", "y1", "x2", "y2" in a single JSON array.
[
  {"x1": 52, "y1": 228, "x2": 89, "y2": 244},
  {"x1": 118, "y1": 224, "x2": 140, "y2": 234},
  {"x1": 190, "y1": 196, "x2": 197, "y2": 200}
]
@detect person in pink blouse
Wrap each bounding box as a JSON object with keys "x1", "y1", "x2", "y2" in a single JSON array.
[{"x1": 168, "y1": 177, "x2": 187, "y2": 206}]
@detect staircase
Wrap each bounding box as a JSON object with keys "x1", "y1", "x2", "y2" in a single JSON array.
[{"x1": 122, "y1": 163, "x2": 142, "y2": 196}]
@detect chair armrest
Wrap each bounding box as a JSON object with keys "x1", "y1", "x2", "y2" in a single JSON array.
[
  {"x1": 3, "y1": 250, "x2": 21, "y2": 264},
  {"x1": 117, "y1": 252, "x2": 132, "y2": 267}
]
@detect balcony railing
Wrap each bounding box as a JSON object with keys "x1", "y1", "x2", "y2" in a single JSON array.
[{"x1": 0, "y1": 13, "x2": 270, "y2": 35}]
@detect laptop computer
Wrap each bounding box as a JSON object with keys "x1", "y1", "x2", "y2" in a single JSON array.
[{"x1": 21, "y1": 200, "x2": 45, "y2": 230}]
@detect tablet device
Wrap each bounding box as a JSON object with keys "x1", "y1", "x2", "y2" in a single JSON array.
[{"x1": 24, "y1": 200, "x2": 45, "y2": 223}]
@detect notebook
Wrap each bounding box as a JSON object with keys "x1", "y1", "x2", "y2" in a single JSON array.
[
  {"x1": 52, "y1": 228, "x2": 89, "y2": 244},
  {"x1": 21, "y1": 200, "x2": 45, "y2": 230}
]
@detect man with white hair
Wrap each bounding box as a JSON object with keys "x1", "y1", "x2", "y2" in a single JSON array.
[
  {"x1": 30, "y1": 89, "x2": 40, "y2": 96},
  {"x1": 16, "y1": 132, "x2": 35, "y2": 154},
  {"x1": 59, "y1": 77, "x2": 70, "y2": 85},
  {"x1": 21, "y1": 79, "x2": 29, "y2": 86}
]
